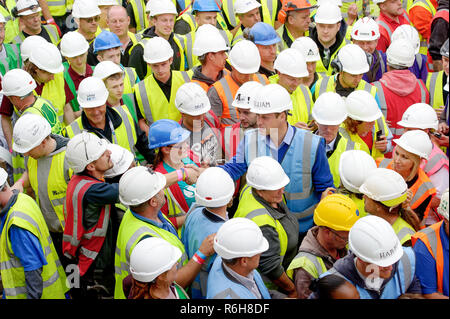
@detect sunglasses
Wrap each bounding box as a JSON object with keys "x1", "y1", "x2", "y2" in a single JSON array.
[{"x1": 82, "y1": 15, "x2": 100, "y2": 23}]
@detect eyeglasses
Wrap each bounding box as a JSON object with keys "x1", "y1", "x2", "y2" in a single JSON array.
[
  {"x1": 327, "y1": 227, "x2": 348, "y2": 242},
  {"x1": 82, "y1": 15, "x2": 100, "y2": 23}
]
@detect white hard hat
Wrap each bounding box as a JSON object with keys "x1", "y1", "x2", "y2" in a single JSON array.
[
  {"x1": 373, "y1": 0, "x2": 386, "y2": 3},
  {"x1": 351, "y1": 17, "x2": 380, "y2": 41},
  {"x1": 0, "y1": 167, "x2": 8, "y2": 186},
  {"x1": 251, "y1": 83, "x2": 292, "y2": 114},
  {"x1": 228, "y1": 40, "x2": 261, "y2": 74},
  {"x1": 232, "y1": 81, "x2": 263, "y2": 109},
  {"x1": 103, "y1": 144, "x2": 135, "y2": 178},
  {"x1": 195, "y1": 167, "x2": 235, "y2": 207},
  {"x1": 336, "y1": 44, "x2": 370, "y2": 75},
  {"x1": 386, "y1": 38, "x2": 415, "y2": 68},
  {"x1": 97, "y1": 0, "x2": 120, "y2": 5},
  {"x1": 143, "y1": 37, "x2": 174, "y2": 64},
  {"x1": 0, "y1": 13, "x2": 5, "y2": 24},
  {"x1": 72, "y1": 0, "x2": 101, "y2": 18},
  {"x1": 312, "y1": 92, "x2": 347, "y2": 125},
  {"x1": 345, "y1": 90, "x2": 382, "y2": 122},
  {"x1": 29, "y1": 42, "x2": 64, "y2": 74},
  {"x1": 393, "y1": 129, "x2": 433, "y2": 160},
  {"x1": 119, "y1": 166, "x2": 167, "y2": 206},
  {"x1": 397, "y1": 103, "x2": 439, "y2": 131},
  {"x1": 314, "y1": 3, "x2": 342, "y2": 24},
  {"x1": 12, "y1": 113, "x2": 51, "y2": 154},
  {"x1": 391, "y1": 24, "x2": 420, "y2": 55},
  {"x1": 20, "y1": 35, "x2": 47, "y2": 62},
  {"x1": 438, "y1": 188, "x2": 449, "y2": 220},
  {"x1": 60, "y1": 31, "x2": 90, "y2": 58},
  {"x1": 93, "y1": 61, "x2": 124, "y2": 80},
  {"x1": 77, "y1": 77, "x2": 109, "y2": 109},
  {"x1": 147, "y1": 0, "x2": 177, "y2": 16},
  {"x1": 246, "y1": 156, "x2": 290, "y2": 190},
  {"x1": 0, "y1": 69, "x2": 36, "y2": 97},
  {"x1": 234, "y1": 0, "x2": 261, "y2": 14},
  {"x1": 317, "y1": 0, "x2": 343, "y2": 6},
  {"x1": 339, "y1": 150, "x2": 377, "y2": 194},
  {"x1": 65, "y1": 131, "x2": 109, "y2": 173},
  {"x1": 15, "y1": 0, "x2": 42, "y2": 16},
  {"x1": 129, "y1": 237, "x2": 182, "y2": 283},
  {"x1": 175, "y1": 82, "x2": 211, "y2": 116},
  {"x1": 193, "y1": 24, "x2": 229, "y2": 56},
  {"x1": 359, "y1": 168, "x2": 408, "y2": 207},
  {"x1": 291, "y1": 37, "x2": 320, "y2": 62},
  {"x1": 274, "y1": 48, "x2": 309, "y2": 78},
  {"x1": 214, "y1": 217, "x2": 269, "y2": 259},
  {"x1": 349, "y1": 215, "x2": 404, "y2": 267}
]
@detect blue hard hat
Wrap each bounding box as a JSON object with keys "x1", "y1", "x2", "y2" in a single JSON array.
[
  {"x1": 93, "y1": 31, "x2": 122, "y2": 54},
  {"x1": 249, "y1": 22, "x2": 281, "y2": 46},
  {"x1": 148, "y1": 119, "x2": 191, "y2": 149},
  {"x1": 192, "y1": 0, "x2": 221, "y2": 13}
]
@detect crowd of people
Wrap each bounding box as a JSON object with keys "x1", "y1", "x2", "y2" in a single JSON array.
[{"x1": 0, "y1": 0, "x2": 448, "y2": 300}]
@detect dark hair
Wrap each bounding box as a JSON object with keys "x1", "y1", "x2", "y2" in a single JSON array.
[{"x1": 309, "y1": 274, "x2": 349, "y2": 299}]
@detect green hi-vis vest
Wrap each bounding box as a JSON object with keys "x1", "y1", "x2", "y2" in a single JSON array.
[
  {"x1": 16, "y1": 97, "x2": 63, "y2": 136},
  {"x1": 392, "y1": 217, "x2": 416, "y2": 246},
  {"x1": 1, "y1": 1, "x2": 20, "y2": 44},
  {"x1": 63, "y1": 106, "x2": 138, "y2": 156},
  {"x1": 286, "y1": 250, "x2": 327, "y2": 280},
  {"x1": 133, "y1": 70, "x2": 191, "y2": 126},
  {"x1": 47, "y1": 0, "x2": 69, "y2": 17},
  {"x1": 426, "y1": 70, "x2": 445, "y2": 109},
  {"x1": 25, "y1": 146, "x2": 72, "y2": 233},
  {"x1": 269, "y1": 74, "x2": 313, "y2": 126},
  {"x1": 313, "y1": 74, "x2": 377, "y2": 101},
  {"x1": 13, "y1": 24, "x2": 61, "y2": 46},
  {"x1": 0, "y1": 43, "x2": 22, "y2": 75},
  {"x1": 123, "y1": 66, "x2": 138, "y2": 94},
  {"x1": 37, "y1": 72, "x2": 67, "y2": 127},
  {"x1": 234, "y1": 185, "x2": 287, "y2": 289},
  {"x1": 275, "y1": 24, "x2": 310, "y2": 51},
  {"x1": 130, "y1": 0, "x2": 149, "y2": 33},
  {"x1": 0, "y1": 193, "x2": 68, "y2": 299},
  {"x1": 315, "y1": 38, "x2": 350, "y2": 76},
  {"x1": 338, "y1": 114, "x2": 390, "y2": 161},
  {"x1": 114, "y1": 209, "x2": 188, "y2": 299}
]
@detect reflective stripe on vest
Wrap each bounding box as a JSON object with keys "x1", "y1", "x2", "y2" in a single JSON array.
[
  {"x1": 422, "y1": 144, "x2": 449, "y2": 176},
  {"x1": 130, "y1": 0, "x2": 149, "y2": 32},
  {"x1": 411, "y1": 221, "x2": 444, "y2": 293},
  {"x1": 0, "y1": 44, "x2": 21, "y2": 75},
  {"x1": 47, "y1": 0, "x2": 67, "y2": 17},
  {"x1": 286, "y1": 251, "x2": 327, "y2": 280},
  {"x1": 426, "y1": 71, "x2": 444, "y2": 109},
  {"x1": 27, "y1": 147, "x2": 69, "y2": 233},
  {"x1": 124, "y1": 67, "x2": 137, "y2": 94}
]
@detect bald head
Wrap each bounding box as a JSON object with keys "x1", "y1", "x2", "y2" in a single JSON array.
[{"x1": 107, "y1": 5, "x2": 130, "y2": 37}]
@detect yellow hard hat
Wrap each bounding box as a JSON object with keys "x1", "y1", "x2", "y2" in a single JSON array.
[{"x1": 314, "y1": 194, "x2": 360, "y2": 231}]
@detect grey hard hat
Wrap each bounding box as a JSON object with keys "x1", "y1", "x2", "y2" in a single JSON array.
[{"x1": 441, "y1": 39, "x2": 449, "y2": 58}]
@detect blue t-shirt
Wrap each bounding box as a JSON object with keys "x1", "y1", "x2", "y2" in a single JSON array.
[{"x1": 413, "y1": 222, "x2": 449, "y2": 296}]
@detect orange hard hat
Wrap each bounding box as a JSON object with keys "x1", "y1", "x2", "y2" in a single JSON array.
[{"x1": 278, "y1": 0, "x2": 315, "y2": 23}]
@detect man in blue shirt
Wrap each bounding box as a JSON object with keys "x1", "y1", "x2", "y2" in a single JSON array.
[{"x1": 220, "y1": 83, "x2": 334, "y2": 238}]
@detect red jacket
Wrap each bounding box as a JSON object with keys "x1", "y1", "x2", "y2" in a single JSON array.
[{"x1": 376, "y1": 10, "x2": 412, "y2": 52}]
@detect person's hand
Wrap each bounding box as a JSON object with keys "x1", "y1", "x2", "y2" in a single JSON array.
[
  {"x1": 198, "y1": 233, "x2": 216, "y2": 257},
  {"x1": 347, "y1": 3, "x2": 358, "y2": 25},
  {"x1": 294, "y1": 122, "x2": 315, "y2": 131},
  {"x1": 183, "y1": 165, "x2": 200, "y2": 185},
  {"x1": 438, "y1": 122, "x2": 449, "y2": 135},
  {"x1": 401, "y1": 189, "x2": 413, "y2": 210},
  {"x1": 435, "y1": 134, "x2": 449, "y2": 148},
  {"x1": 374, "y1": 135, "x2": 388, "y2": 153},
  {"x1": 10, "y1": 180, "x2": 24, "y2": 193},
  {"x1": 321, "y1": 187, "x2": 336, "y2": 200}
]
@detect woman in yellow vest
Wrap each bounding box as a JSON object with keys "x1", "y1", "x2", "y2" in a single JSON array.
[
  {"x1": 359, "y1": 167, "x2": 422, "y2": 246},
  {"x1": 234, "y1": 156, "x2": 300, "y2": 298},
  {"x1": 0, "y1": 167, "x2": 68, "y2": 299},
  {"x1": 340, "y1": 90, "x2": 393, "y2": 161}
]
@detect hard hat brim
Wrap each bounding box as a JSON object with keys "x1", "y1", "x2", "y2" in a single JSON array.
[
  {"x1": 393, "y1": 139, "x2": 429, "y2": 160},
  {"x1": 213, "y1": 236, "x2": 269, "y2": 260}
]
